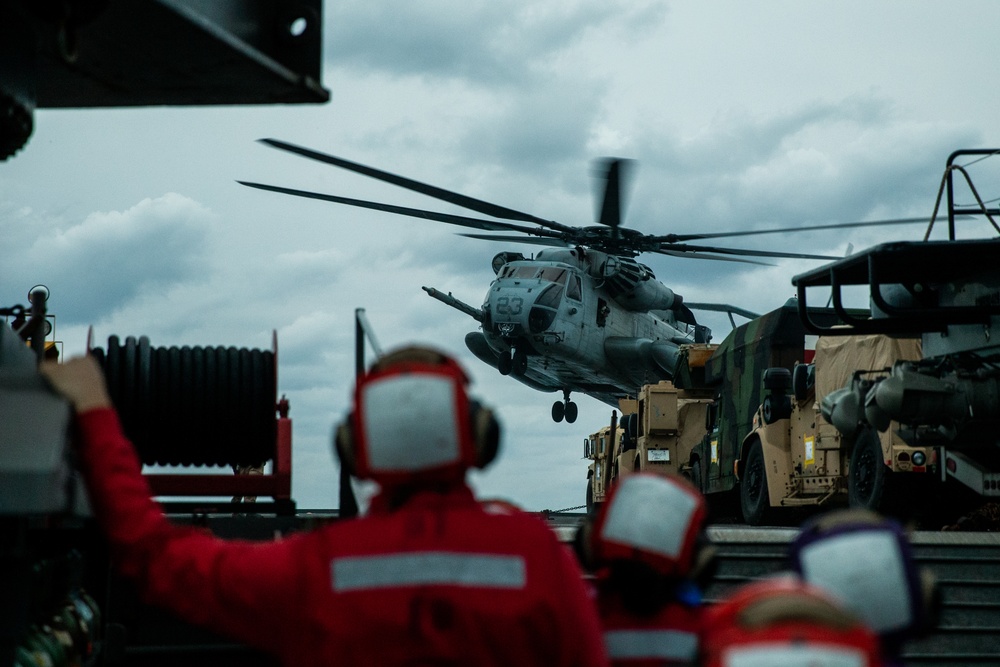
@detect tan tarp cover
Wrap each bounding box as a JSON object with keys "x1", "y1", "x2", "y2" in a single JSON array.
[
  {"x1": 676, "y1": 399, "x2": 709, "y2": 450},
  {"x1": 813, "y1": 334, "x2": 922, "y2": 403}
]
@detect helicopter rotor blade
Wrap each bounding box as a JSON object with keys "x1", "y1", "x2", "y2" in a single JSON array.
[
  {"x1": 651, "y1": 248, "x2": 771, "y2": 265},
  {"x1": 458, "y1": 233, "x2": 570, "y2": 247},
  {"x1": 238, "y1": 181, "x2": 567, "y2": 238},
  {"x1": 257, "y1": 138, "x2": 578, "y2": 234},
  {"x1": 650, "y1": 216, "x2": 933, "y2": 244},
  {"x1": 659, "y1": 243, "x2": 840, "y2": 261}
]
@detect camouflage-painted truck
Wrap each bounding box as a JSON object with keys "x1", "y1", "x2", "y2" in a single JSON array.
[{"x1": 738, "y1": 333, "x2": 930, "y2": 524}]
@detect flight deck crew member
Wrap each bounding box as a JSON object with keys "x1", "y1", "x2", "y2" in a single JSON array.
[
  {"x1": 41, "y1": 346, "x2": 609, "y2": 667},
  {"x1": 788, "y1": 509, "x2": 940, "y2": 667},
  {"x1": 700, "y1": 576, "x2": 884, "y2": 667},
  {"x1": 574, "y1": 473, "x2": 715, "y2": 666}
]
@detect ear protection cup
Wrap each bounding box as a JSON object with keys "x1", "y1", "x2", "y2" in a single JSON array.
[
  {"x1": 334, "y1": 420, "x2": 356, "y2": 476},
  {"x1": 469, "y1": 400, "x2": 500, "y2": 469},
  {"x1": 690, "y1": 533, "x2": 718, "y2": 590},
  {"x1": 572, "y1": 517, "x2": 596, "y2": 572}
]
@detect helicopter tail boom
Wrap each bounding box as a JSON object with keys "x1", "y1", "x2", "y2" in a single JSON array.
[{"x1": 423, "y1": 286, "x2": 483, "y2": 322}]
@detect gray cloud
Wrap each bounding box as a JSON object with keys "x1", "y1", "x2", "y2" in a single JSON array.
[
  {"x1": 325, "y1": 1, "x2": 663, "y2": 86},
  {"x1": 1, "y1": 194, "x2": 213, "y2": 322}
]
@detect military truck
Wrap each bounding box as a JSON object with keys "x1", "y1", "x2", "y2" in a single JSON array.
[
  {"x1": 738, "y1": 333, "x2": 930, "y2": 524},
  {"x1": 583, "y1": 417, "x2": 621, "y2": 514},
  {"x1": 792, "y1": 149, "x2": 1000, "y2": 506},
  {"x1": 583, "y1": 299, "x2": 861, "y2": 517},
  {"x1": 584, "y1": 362, "x2": 716, "y2": 514},
  {"x1": 794, "y1": 239, "x2": 1000, "y2": 502}
]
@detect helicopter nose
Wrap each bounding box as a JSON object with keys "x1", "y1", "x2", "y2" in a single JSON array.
[
  {"x1": 489, "y1": 283, "x2": 563, "y2": 335},
  {"x1": 489, "y1": 288, "x2": 532, "y2": 330}
]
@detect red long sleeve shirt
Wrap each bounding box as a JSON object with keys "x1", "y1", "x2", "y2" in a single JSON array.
[{"x1": 76, "y1": 408, "x2": 609, "y2": 667}]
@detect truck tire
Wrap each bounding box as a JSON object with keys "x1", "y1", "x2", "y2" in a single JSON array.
[
  {"x1": 762, "y1": 394, "x2": 791, "y2": 424},
  {"x1": 740, "y1": 439, "x2": 771, "y2": 525},
  {"x1": 848, "y1": 427, "x2": 889, "y2": 511},
  {"x1": 762, "y1": 367, "x2": 791, "y2": 391},
  {"x1": 622, "y1": 413, "x2": 638, "y2": 438},
  {"x1": 586, "y1": 478, "x2": 594, "y2": 515},
  {"x1": 689, "y1": 455, "x2": 702, "y2": 493},
  {"x1": 793, "y1": 363, "x2": 813, "y2": 402}
]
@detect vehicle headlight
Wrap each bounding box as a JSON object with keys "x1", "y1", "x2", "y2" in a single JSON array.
[{"x1": 912, "y1": 450, "x2": 926, "y2": 466}]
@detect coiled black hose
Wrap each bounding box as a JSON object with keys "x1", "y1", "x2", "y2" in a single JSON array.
[{"x1": 91, "y1": 336, "x2": 276, "y2": 467}]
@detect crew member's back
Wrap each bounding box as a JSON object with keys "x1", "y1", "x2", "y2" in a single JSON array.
[{"x1": 41, "y1": 346, "x2": 608, "y2": 666}]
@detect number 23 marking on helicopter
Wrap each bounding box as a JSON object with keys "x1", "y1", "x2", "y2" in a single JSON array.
[{"x1": 495, "y1": 297, "x2": 523, "y2": 316}]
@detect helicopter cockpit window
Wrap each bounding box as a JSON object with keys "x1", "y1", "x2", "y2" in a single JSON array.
[
  {"x1": 510, "y1": 266, "x2": 538, "y2": 279},
  {"x1": 537, "y1": 267, "x2": 567, "y2": 284},
  {"x1": 536, "y1": 284, "x2": 563, "y2": 309},
  {"x1": 529, "y1": 284, "x2": 564, "y2": 333},
  {"x1": 567, "y1": 275, "x2": 582, "y2": 301}
]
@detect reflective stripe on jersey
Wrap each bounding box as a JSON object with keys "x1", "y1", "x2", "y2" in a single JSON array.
[
  {"x1": 724, "y1": 644, "x2": 867, "y2": 667},
  {"x1": 331, "y1": 552, "x2": 527, "y2": 592},
  {"x1": 604, "y1": 629, "x2": 698, "y2": 662}
]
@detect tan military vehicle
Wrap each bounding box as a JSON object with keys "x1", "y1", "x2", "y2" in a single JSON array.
[
  {"x1": 738, "y1": 333, "x2": 930, "y2": 524},
  {"x1": 584, "y1": 344, "x2": 716, "y2": 513},
  {"x1": 583, "y1": 419, "x2": 621, "y2": 514}
]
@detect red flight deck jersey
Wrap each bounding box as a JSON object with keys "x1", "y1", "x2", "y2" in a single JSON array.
[{"x1": 75, "y1": 408, "x2": 609, "y2": 667}]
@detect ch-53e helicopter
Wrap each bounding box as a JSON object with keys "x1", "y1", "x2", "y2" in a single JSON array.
[{"x1": 240, "y1": 139, "x2": 928, "y2": 423}]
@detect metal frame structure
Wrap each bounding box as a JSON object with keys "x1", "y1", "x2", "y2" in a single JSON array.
[{"x1": 792, "y1": 149, "x2": 1000, "y2": 335}]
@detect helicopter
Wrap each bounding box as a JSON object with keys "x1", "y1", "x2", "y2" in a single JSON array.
[{"x1": 240, "y1": 139, "x2": 929, "y2": 423}]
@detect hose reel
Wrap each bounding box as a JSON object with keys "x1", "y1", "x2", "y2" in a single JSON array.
[{"x1": 90, "y1": 335, "x2": 277, "y2": 468}]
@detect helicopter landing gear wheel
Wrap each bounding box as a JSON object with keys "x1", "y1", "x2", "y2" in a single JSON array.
[
  {"x1": 511, "y1": 347, "x2": 527, "y2": 376},
  {"x1": 497, "y1": 350, "x2": 512, "y2": 376},
  {"x1": 552, "y1": 390, "x2": 576, "y2": 423}
]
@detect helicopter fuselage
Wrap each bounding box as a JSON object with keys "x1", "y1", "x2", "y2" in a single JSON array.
[{"x1": 457, "y1": 247, "x2": 706, "y2": 412}]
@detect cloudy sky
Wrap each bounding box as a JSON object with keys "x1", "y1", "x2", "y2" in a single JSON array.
[{"x1": 4, "y1": 0, "x2": 1000, "y2": 511}]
